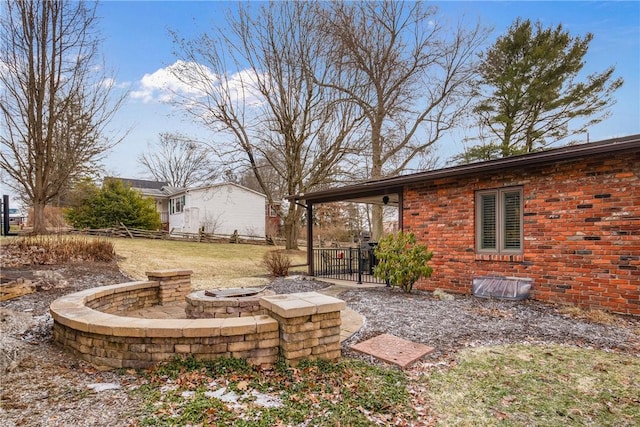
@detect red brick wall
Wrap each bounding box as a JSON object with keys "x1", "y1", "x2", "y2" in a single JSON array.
[{"x1": 403, "y1": 151, "x2": 640, "y2": 315}]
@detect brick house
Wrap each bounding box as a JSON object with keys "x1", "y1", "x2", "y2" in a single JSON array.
[{"x1": 291, "y1": 135, "x2": 640, "y2": 315}]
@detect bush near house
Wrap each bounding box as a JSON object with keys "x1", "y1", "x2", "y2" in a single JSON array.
[
  {"x1": 65, "y1": 180, "x2": 161, "y2": 230},
  {"x1": 373, "y1": 231, "x2": 433, "y2": 293}
]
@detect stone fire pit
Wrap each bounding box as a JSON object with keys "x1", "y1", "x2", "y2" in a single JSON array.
[
  {"x1": 50, "y1": 270, "x2": 346, "y2": 369},
  {"x1": 185, "y1": 287, "x2": 275, "y2": 319}
]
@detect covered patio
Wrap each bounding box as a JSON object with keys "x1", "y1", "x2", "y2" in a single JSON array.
[{"x1": 290, "y1": 184, "x2": 402, "y2": 284}]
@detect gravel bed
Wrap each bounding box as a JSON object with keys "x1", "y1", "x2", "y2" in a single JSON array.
[
  {"x1": 0, "y1": 263, "x2": 141, "y2": 427},
  {"x1": 252, "y1": 276, "x2": 639, "y2": 363},
  {"x1": 339, "y1": 286, "x2": 640, "y2": 362},
  {"x1": 267, "y1": 275, "x2": 331, "y2": 294}
]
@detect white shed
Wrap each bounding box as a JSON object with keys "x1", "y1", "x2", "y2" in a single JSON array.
[{"x1": 168, "y1": 183, "x2": 266, "y2": 237}]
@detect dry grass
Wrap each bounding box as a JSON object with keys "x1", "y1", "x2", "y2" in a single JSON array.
[
  {"x1": 109, "y1": 238, "x2": 307, "y2": 289},
  {"x1": 426, "y1": 344, "x2": 640, "y2": 426},
  {"x1": 1, "y1": 235, "x2": 115, "y2": 265},
  {"x1": 558, "y1": 305, "x2": 618, "y2": 325}
]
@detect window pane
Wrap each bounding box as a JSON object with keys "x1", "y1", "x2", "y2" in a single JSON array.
[
  {"x1": 171, "y1": 197, "x2": 185, "y2": 214},
  {"x1": 480, "y1": 193, "x2": 497, "y2": 249},
  {"x1": 503, "y1": 191, "x2": 521, "y2": 250}
]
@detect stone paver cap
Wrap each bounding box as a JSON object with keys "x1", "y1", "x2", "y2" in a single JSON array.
[
  {"x1": 350, "y1": 333, "x2": 434, "y2": 369},
  {"x1": 259, "y1": 292, "x2": 345, "y2": 318}
]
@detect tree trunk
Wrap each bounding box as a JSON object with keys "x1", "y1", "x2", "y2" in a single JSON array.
[
  {"x1": 31, "y1": 199, "x2": 48, "y2": 234},
  {"x1": 501, "y1": 122, "x2": 513, "y2": 157},
  {"x1": 371, "y1": 204, "x2": 384, "y2": 241},
  {"x1": 370, "y1": 107, "x2": 385, "y2": 241},
  {"x1": 525, "y1": 122, "x2": 535, "y2": 152},
  {"x1": 283, "y1": 203, "x2": 299, "y2": 250}
]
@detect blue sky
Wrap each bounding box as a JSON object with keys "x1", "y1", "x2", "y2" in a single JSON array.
[{"x1": 97, "y1": 0, "x2": 640, "y2": 180}]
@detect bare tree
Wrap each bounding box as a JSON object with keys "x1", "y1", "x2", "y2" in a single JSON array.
[
  {"x1": 138, "y1": 132, "x2": 218, "y2": 187},
  {"x1": 0, "y1": 0, "x2": 126, "y2": 233},
  {"x1": 319, "y1": 0, "x2": 488, "y2": 239},
  {"x1": 232, "y1": 156, "x2": 286, "y2": 197},
  {"x1": 170, "y1": 1, "x2": 363, "y2": 249}
]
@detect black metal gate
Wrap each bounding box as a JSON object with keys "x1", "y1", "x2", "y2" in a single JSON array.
[{"x1": 312, "y1": 246, "x2": 386, "y2": 284}]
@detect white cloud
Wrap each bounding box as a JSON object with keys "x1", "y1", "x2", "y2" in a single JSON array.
[
  {"x1": 130, "y1": 60, "x2": 215, "y2": 103},
  {"x1": 130, "y1": 60, "x2": 264, "y2": 107},
  {"x1": 100, "y1": 77, "x2": 130, "y2": 90}
]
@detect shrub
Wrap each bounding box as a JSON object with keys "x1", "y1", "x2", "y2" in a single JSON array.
[
  {"x1": 65, "y1": 179, "x2": 161, "y2": 230},
  {"x1": 4, "y1": 235, "x2": 115, "y2": 264},
  {"x1": 262, "y1": 250, "x2": 291, "y2": 277},
  {"x1": 373, "y1": 231, "x2": 433, "y2": 293}
]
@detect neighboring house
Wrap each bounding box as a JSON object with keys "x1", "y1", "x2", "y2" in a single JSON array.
[
  {"x1": 266, "y1": 202, "x2": 283, "y2": 236},
  {"x1": 167, "y1": 183, "x2": 266, "y2": 237},
  {"x1": 105, "y1": 177, "x2": 171, "y2": 226},
  {"x1": 291, "y1": 134, "x2": 640, "y2": 315},
  {"x1": 107, "y1": 179, "x2": 267, "y2": 237}
]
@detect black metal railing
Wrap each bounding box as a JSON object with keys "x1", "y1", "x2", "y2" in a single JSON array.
[{"x1": 312, "y1": 247, "x2": 386, "y2": 284}]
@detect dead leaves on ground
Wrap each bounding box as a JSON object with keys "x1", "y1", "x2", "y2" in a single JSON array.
[{"x1": 141, "y1": 359, "x2": 417, "y2": 425}]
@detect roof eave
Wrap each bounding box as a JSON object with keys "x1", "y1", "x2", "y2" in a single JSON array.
[{"x1": 289, "y1": 134, "x2": 640, "y2": 204}]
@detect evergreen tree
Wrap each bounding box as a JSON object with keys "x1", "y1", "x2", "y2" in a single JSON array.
[
  {"x1": 65, "y1": 180, "x2": 161, "y2": 230},
  {"x1": 461, "y1": 18, "x2": 623, "y2": 163}
]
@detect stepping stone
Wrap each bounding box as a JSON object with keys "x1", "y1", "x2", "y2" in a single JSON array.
[{"x1": 350, "y1": 333, "x2": 434, "y2": 369}]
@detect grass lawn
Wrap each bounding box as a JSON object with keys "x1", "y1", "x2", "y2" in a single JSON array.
[
  {"x1": 135, "y1": 358, "x2": 415, "y2": 426},
  {"x1": 110, "y1": 238, "x2": 307, "y2": 289},
  {"x1": 426, "y1": 344, "x2": 640, "y2": 426},
  {"x1": 133, "y1": 345, "x2": 639, "y2": 426}
]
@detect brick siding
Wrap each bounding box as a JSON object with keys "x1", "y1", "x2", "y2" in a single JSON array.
[{"x1": 403, "y1": 151, "x2": 640, "y2": 315}]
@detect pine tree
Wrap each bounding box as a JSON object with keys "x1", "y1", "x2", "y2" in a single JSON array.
[
  {"x1": 461, "y1": 18, "x2": 623, "y2": 163},
  {"x1": 65, "y1": 180, "x2": 161, "y2": 230}
]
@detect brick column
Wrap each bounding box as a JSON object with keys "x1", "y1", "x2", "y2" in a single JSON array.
[
  {"x1": 260, "y1": 292, "x2": 346, "y2": 366},
  {"x1": 146, "y1": 269, "x2": 193, "y2": 305}
]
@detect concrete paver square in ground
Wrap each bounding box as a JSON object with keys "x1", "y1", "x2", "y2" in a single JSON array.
[{"x1": 350, "y1": 333, "x2": 434, "y2": 369}]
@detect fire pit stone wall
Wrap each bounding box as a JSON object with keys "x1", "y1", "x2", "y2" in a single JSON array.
[
  {"x1": 185, "y1": 289, "x2": 276, "y2": 319},
  {"x1": 50, "y1": 270, "x2": 345, "y2": 369}
]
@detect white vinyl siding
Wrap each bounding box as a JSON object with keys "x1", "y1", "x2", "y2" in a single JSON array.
[
  {"x1": 476, "y1": 187, "x2": 523, "y2": 254},
  {"x1": 168, "y1": 184, "x2": 265, "y2": 237}
]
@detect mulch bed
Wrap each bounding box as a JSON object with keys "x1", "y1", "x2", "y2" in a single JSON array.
[{"x1": 339, "y1": 286, "x2": 640, "y2": 363}]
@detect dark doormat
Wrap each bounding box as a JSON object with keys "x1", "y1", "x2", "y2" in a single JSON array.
[{"x1": 350, "y1": 333, "x2": 434, "y2": 369}]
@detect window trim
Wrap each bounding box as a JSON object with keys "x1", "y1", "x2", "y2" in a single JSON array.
[
  {"x1": 475, "y1": 187, "x2": 523, "y2": 255},
  {"x1": 170, "y1": 195, "x2": 185, "y2": 214}
]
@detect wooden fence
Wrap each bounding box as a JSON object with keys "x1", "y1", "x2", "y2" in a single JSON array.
[{"x1": 68, "y1": 224, "x2": 282, "y2": 245}]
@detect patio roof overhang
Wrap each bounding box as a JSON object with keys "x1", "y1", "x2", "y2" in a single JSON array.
[
  {"x1": 288, "y1": 133, "x2": 640, "y2": 206},
  {"x1": 291, "y1": 186, "x2": 403, "y2": 207}
]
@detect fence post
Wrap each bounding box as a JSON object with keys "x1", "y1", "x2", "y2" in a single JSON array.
[
  {"x1": 357, "y1": 247, "x2": 362, "y2": 284},
  {"x1": 348, "y1": 247, "x2": 353, "y2": 275}
]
